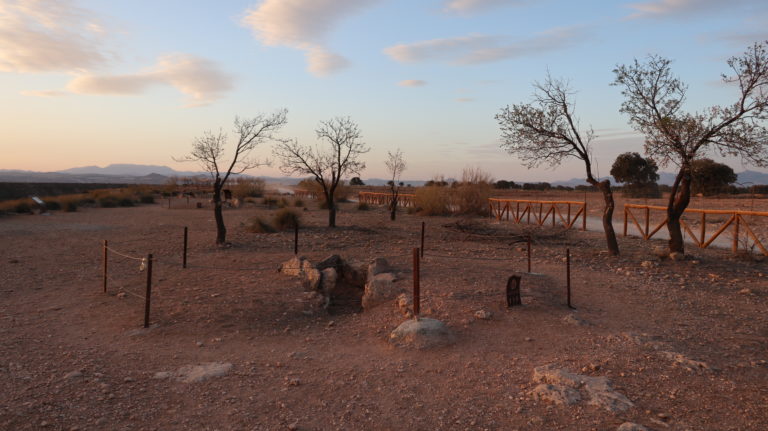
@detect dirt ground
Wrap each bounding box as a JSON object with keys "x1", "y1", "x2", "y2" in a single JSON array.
[{"x1": 1, "y1": 194, "x2": 767, "y2": 430}]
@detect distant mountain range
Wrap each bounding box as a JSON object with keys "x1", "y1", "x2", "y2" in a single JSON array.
[{"x1": 1, "y1": 164, "x2": 767, "y2": 186}]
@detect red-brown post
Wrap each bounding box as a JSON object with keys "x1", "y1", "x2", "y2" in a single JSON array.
[
  {"x1": 144, "y1": 254, "x2": 153, "y2": 328},
  {"x1": 413, "y1": 247, "x2": 420, "y2": 319},
  {"x1": 700, "y1": 212, "x2": 706, "y2": 246},
  {"x1": 582, "y1": 202, "x2": 587, "y2": 231},
  {"x1": 733, "y1": 215, "x2": 741, "y2": 252},
  {"x1": 566, "y1": 248, "x2": 573, "y2": 309},
  {"x1": 623, "y1": 208, "x2": 628, "y2": 237},
  {"x1": 182, "y1": 227, "x2": 188, "y2": 269},
  {"x1": 644, "y1": 206, "x2": 650, "y2": 238},
  {"x1": 102, "y1": 240, "x2": 108, "y2": 293},
  {"x1": 420, "y1": 222, "x2": 425, "y2": 258}
]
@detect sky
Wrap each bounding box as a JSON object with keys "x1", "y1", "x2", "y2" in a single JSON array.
[{"x1": 1, "y1": 0, "x2": 767, "y2": 182}]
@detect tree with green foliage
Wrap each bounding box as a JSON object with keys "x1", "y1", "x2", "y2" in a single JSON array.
[
  {"x1": 350, "y1": 176, "x2": 365, "y2": 186},
  {"x1": 691, "y1": 159, "x2": 737, "y2": 196},
  {"x1": 610, "y1": 152, "x2": 660, "y2": 198}
]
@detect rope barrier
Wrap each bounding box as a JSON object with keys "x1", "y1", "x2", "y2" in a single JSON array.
[
  {"x1": 105, "y1": 246, "x2": 144, "y2": 261},
  {"x1": 423, "y1": 252, "x2": 513, "y2": 262}
]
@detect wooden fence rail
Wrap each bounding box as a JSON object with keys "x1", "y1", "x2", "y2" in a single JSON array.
[
  {"x1": 623, "y1": 204, "x2": 768, "y2": 255},
  {"x1": 294, "y1": 189, "x2": 318, "y2": 200},
  {"x1": 358, "y1": 192, "x2": 416, "y2": 208},
  {"x1": 488, "y1": 198, "x2": 587, "y2": 231}
]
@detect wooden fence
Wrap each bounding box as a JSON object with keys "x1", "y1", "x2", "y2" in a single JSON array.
[
  {"x1": 623, "y1": 204, "x2": 768, "y2": 255},
  {"x1": 488, "y1": 198, "x2": 587, "y2": 231},
  {"x1": 358, "y1": 192, "x2": 416, "y2": 208},
  {"x1": 294, "y1": 189, "x2": 318, "y2": 199}
]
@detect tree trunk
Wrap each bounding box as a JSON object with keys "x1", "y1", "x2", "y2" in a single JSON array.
[
  {"x1": 328, "y1": 199, "x2": 336, "y2": 227},
  {"x1": 213, "y1": 177, "x2": 226, "y2": 245},
  {"x1": 389, "y1": 189, "x2": 398, "y2": 221},
  {"x1": 667, "y1": 167, "x2": 692, "y2": 254},
  {"x1": 588, "y1": 178, "x2": 619, "y2": 256}
]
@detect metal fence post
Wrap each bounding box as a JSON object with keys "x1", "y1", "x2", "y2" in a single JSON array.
[
  {"x1": 182, "y1": 227, "x2": 188, "y2": 269},
  {"x1": 144, "y1": 254, "x2": 153, "y2": 328},
  {"x1": 103, "y1": 240, "x2": 108, "y2": 293},
  {"x1": 413, "y1": 248, "x2": 420, "y2": 319}
]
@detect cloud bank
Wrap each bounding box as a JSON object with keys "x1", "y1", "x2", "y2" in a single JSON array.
[
  {"x1": 398, "y1": 79, "x2": 427, "y2": 87},
  {"x1": 626, "y1": 0, "x2": 752, "y2": 19},
  {"x1": 67, "y1": 54, "x2": 233, "y2": 107},
  {"x1": 443, "y1": 0, "x2": 529, "y2": 14},
  {"x1": 242, "y1": 0, "x2": 381, "y2": 76},
  {"x1": 0, "y1": 0, "x2": 107, "y2": 72},
  {"x1": 385, "y1": 27, "x2": 588, "y2": 65}
]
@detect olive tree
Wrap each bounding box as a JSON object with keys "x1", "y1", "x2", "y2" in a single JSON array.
[
  {"x1": 177, "y1": 110, "x2": 288, "y2": 245},
  {"x1": 612, "y1": 41, "x2": 768, "y2": 254},
  {"x1": 274, "y1": 117, "x2": 369, "y2": 227},
  {"x1": 496, "y1": 74, "x2": 620, "y2": 255},
  {"x1": 385, "y1": 148, "x2": 406, "y2": 221},
  {"x1": 610, "y1": 152, "x2": 660, "y2": 198}
]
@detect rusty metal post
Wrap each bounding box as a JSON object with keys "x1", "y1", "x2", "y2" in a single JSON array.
[
  {"x1": 182, "y1": 227, "x2": 188, "y2": 268},
  {"x1": 144, "y1": 253, "x2": 153, "y2": 328},
  {"x1": 527, "y1": 235, "x2": 532, "y2": 273},
  {"x1": 294, "y1": 223, "x2": 299, "y2": 255},
  {"x1": 420, "y1": 221, "x2": 425, "y2": 258},
  {"x1": 102, "y1": 240, "x2": 108, "y2": 293},
  {"x1": 700, "y1": 212, "x2": 706, "y2": 246},
  {"x1": 644, "y1": 206, "x2": 650, "y2": 238},
  {"x1": 413, "y1": 248, "x2": 420, "y2": 319},
  {"x1": 566, "y1": 248, "x2": 573, "y2": 309},
  {"x1": 582, "y1": 202, "x2": 587, "y2": 231}
]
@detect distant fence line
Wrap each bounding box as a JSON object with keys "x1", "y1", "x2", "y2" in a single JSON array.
[
  {"x1": 294, "y1": 189, "x2": 318, "y2": 200},
  {"x1": 358, "y1": 192, "x2": 416, "y2": 208},
  {"x1": 623, "y1": 204, "x2": 768, "y2": 255},
  {"x1": 488, "y1": 198, "x2": 587, "y2": 231}
]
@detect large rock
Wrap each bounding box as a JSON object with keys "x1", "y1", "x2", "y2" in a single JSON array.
[
  {"x1": 320, "y1": 268, "x2": 339, "y2": 297},
  {"x1": 530, "y1": 383, "x2": 581, "y2": 405},
  {"x1": 367, "y1": 257, "x2": 391, "y2": 280},
  {"x1": 389, "y1": 318, "x2": 455, "y2": 349},
  {"x1": 303, "y1": 267, "x2": 322, "y2": 291},
  {"x1": 362, "y1": 272, "x2": 399, "y2": 309},
  {"x1": 531, "y1": 365, "x2": 634, "y2": 412},
  {"x1": 341, "y1": 261, "x2": 367, "y2": 287},
  {"x1": 316, "y1": 254, "x2": 343, "y2": 271},
  {"x1": 617, "y1": 422, "x2": 650, "y2": 431},
  {"x1": 279, "y1": 256, "x2": 307, "y2": 277}
]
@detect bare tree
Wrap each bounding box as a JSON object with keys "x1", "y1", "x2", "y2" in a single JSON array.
[
  {"x1": 274, "y1": 117, "x2": 369, "y2": 227},
  {"x1": 612, "y1": 41, "x2": 768, "y2": 254},
  {"x1": 385, "y1": 149, "x2": 406, "y2": 221},
  {"x1": 496, "y1": 74, "x2": 620, "y2": 255},
  {"x1": 177, "y1": 110, "x2": 288, "y2": 245}
]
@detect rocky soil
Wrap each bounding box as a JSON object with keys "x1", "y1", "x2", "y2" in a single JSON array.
[{"x1": 1, "y1": 196, "x2": 766, "y2": 430}]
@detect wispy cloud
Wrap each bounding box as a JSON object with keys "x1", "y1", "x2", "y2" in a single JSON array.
[
  {"x1": 0, "y1": 0, "x2": 108, "y2": 72},
  {"x1": 443, "y1": 0, "x2": 530, "y2": 14},
  {"x1": 66, "y1": 54, "x2": 233, "y2": 107},
  {"x1": 242, "y1": 0, "x2": 381, "y2": 76},
  {"x1": 20, "y1": 89, "x2": 69, "y2": 97},
  {"x1": 625, "y1": 0, "x2": 754, "y2": 19},
  {"x1": 385, "y1": 26, "x2": 588, "y2": 65},
  {"x1": 398, "y1": 79, "x2": 427, "y2": 87},
  {"x1": 456, "y1": 97, "x2": 475, "y2": 102}
]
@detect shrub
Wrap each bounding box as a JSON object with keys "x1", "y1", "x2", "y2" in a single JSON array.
[
  {"x1": 278, "y1": 198, "x2": 290, "y2": 208},
  {"x1": 453, "y1": 167, "x2": 493, "y2": 216},
  {"x1": 62, "y1": 200, "x2": 78, "y2": 212},
  {"x1": 45, "y1": 200, "x2": 61, "y2": 211},
  {"x1": 357, "y1": 202, "x2": 370, "y2": 211},
  {"x1": 293, "y1": 198, "x2": 304, "y2": 207},
  {"x1": 14, "y1": 201, "x2": 32, "y2": 214},
  {"x1": 139, "y1": 194, "x2": 155, "y2": 204},
  {"x1": 99, "y1": 196, "x2": 119, "y2": 208},
  {"x1": 119, "y1": 198, "x2": 134, "y2": 207},
  {"x1": 263, "y1": 196, "x2": 278, "y2": 207},
  {"x1": 273, "y1": 208, "x2": 300, "y2": 230},
  {"x1": 245, "y1": 216, "x2": 275, "y2": 233},
  {"x1": 232, "y1": 178, "x2": 265, "y2": 199},
  {"x1": 415, "y1": 186, "x2": 450, "y2": 216}
]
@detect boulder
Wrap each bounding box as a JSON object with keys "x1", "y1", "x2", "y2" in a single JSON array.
[
  {"x1": 316, "y1": 254, "x2": 343, "y2": 271},
  {"x1": 474, "y1": 310, "x2": 492, "y2": 320},
  {"x1": 279, "y1": 256, "x2": 307, "y2": 277},
  {"x1": 367, "y1": 257, "x2": 391, "y2": 280},
  {"x1": 531, "y1": 364, "x2": 634, "y2": 413},
  {"x1": 395, "y1": 293, "x2": 413, "y2": 317},
  {"x1": 341, "y1": 261, "x2": 367, "y2": 287},
  {"x1": 303, "y1": 267, "x2": 322, "y2": 291},
  {"x1": 362, "y1": 272, "x2": 399, "y2": 310},
  {"x1": 320, "y1": 268, "x2": 339, "y2": 297},
  {"x1": 172, "y1": 362, "x2": 233, "y2": 383},
  {"x1": 389, "y1": 318, "x2": 455, "y2": 349}
]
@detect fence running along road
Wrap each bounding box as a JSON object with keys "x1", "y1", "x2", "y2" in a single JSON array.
[
  {"x1": 488, "y1": 198, "x2": 587, "y2": 231},
  {"x1": 623, "y1": 204, "x2": 768, "y2": 256},
  {"x1": 358, "y1": 192, "x2": 416, "y2": 208}
]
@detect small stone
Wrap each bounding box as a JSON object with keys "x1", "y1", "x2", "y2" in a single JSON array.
[
  {"x1": 196, "y1": 341, "x2": 204, "y2": 347},
  {"x1": 617, "y1": 423, "x2": 649, "y2": 431},
  {"x1": 40, "y1": 421, "x2": 49, "y2": 427},
  {"x1": 123, "y1": 377, "x2": 134, "y2": 383},
  {"x1": 640, "y1": 260, "x2": 653, "y2": 268},
  {"x1": 669, "y1": 252, "x2": 685, "y2": 261},
  {"x1": 474, "y1": 310, "x2": 492, "y2": 320},
  {"x1": 63, "y1": 371, "x2": 83, "y2": 380},
  {"x1": 524, "y1": 337, "x2": 533, "y2": 342},
  {"x1": 739, "y1": 288, "x2": 752, "y2": 295}
]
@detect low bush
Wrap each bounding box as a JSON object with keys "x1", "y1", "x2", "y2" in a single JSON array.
[
  {"x1": 263, "y1": 196, "x2": 278, "y2": 207},
  {"x1": 139, "y1": 194, "x2": 155, "y2": 204},
  {"x1": 273, "y1": 208, "x2": 300, "y2": 230},
  {"x1": 245, "y1": 216, "x2": 275, "y2": 233},
  {"x1": 415, "y1": 186, "x2": 450, "y2": 216},
  {"x1": 44, "y1": 200, "x2": 61, "y2": 211},
  {"x1": 453, "y1": 167, "x2": 493, "y2": 216},
  {"x1": 232, "y1": 178, "x2": 265, "y2": 199},
  {"x1": 293, "y1": 198, "x2": 304, "y2": 207},
  {"x1": 357, "y1": 202, "x2": 370, "y2": 211},
  {"x1": 99, "y1": 196, "x2": 119, "y2": 208},
  {"x1": 119, "y1": 197, "x2": 134, "y2": 207},
  {"x1": 14, "y1": 201, "x2": 32, "y2": 214}
]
